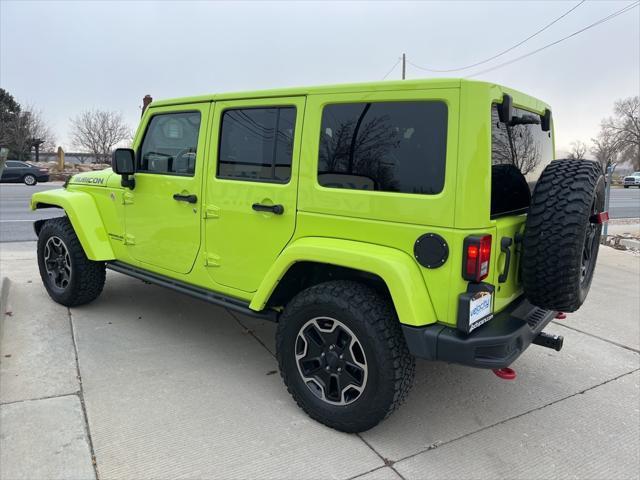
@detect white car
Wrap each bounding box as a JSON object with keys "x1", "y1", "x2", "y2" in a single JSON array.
[{"x1": 623, "y1": 171, "x2": 640, "y2": 188}]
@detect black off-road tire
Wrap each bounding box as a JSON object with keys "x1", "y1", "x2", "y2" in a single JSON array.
[
  {"x1": 37, "y1": 217, "x2": 106, "y2": 307},
  {"x1": 522, "y1": 159, "x2": 605, "y2": 312},
  {"x1": 276, "y1": 280, "x2": 415, "y2": 433}
]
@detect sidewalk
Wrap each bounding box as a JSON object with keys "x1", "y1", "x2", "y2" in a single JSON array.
[{"x1": 1, "y1": 243, "x2": 638, "y2": 480}]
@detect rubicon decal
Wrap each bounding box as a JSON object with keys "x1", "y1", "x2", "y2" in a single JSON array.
[{"x1": 73, "y1": 176, "x2": 105, "y2": 184}]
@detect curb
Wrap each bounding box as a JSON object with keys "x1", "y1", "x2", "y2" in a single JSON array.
[{"x1": 0, "y1": 276, "x2": 11, "y2": 344}]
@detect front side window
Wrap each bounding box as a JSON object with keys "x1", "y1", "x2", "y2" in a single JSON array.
[
  {"x1": 139, "y1": 112, "x2": 201, "y2": 176},
  {"x1": 318, "y1": 101, "x2": 448, "y2": 195},
  {"x1": 6, "y1": 161, "x2": 27, "y2": 168},
  {"x1": 218, "y1": 107, "x2": 296, "y2": 182}
]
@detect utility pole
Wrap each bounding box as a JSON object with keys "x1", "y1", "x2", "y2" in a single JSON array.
[{"x1": 402, "y1": 53, "x2": 406, "y2": 80}]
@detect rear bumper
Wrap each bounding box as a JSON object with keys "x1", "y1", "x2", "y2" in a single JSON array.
[
  {"x1": 401, "y1": 298, "x2": 556, "y2": 369},
  {"x1": 36, "y1": 174, "x2": 50, "y2": 182}
]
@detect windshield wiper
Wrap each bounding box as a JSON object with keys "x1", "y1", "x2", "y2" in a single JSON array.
[{"x1": 509, "y1": 114, "x2": 540, "y2": 126}]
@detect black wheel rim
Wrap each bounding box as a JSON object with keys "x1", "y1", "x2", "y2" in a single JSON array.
[
  {"x1": 581, "y1": 198, "x2": 600, "y2": 285},
  {"x1": 44, "y1": 236, "x2": 72, "y2": 290},
  {"x1": 295, "y1": 317, "x2": 368, "y2": 405}
]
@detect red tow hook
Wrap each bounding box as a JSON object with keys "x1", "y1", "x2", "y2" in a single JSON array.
[
  {"x1": 492, "y1": 367, "x2": 517, "y2": 380},
  {"x1": 555, "y1": 311, "x2": 567, "y2": 320}
]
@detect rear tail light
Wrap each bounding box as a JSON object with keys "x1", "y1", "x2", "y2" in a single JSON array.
[{"x1": 463, "y1": 235, "x2": 492, "y2": 282}]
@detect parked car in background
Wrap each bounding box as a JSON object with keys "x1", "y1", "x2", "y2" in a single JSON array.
[
  {"x1": 623, "y1": 172, "x2": 640, "y2": 188},
  {"x1": 0, "y1": 160, "x2": 50, "y2": 185}
]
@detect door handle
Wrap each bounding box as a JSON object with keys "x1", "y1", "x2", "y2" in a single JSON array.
[
  {"x1": 252, "y1": 203, "x2": 284, "y2": 215},
  {"x1": 498, "y1": 237, "x2": 513, "y2": 283},
  {"x1": 173, "y1": 193, "x2": 198, "y2": 204}
]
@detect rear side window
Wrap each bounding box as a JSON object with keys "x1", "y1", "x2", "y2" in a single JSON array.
[
  {"x1": 318, "y1": 101, "x2": 448, "y2": 195},
  {"x1": 217, "y1": 107, "x2": 296, "y2": 183},
  {"x1": 139, "y1": 112, "x2": 201, "y2": 176}
]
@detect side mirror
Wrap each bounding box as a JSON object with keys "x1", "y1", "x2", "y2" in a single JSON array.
[
  {"x1": 112, "y1": 148, "x2": 136, "y2": 189},
  {"x1": 497, "y1": 94, "x2": 513, "y2": 124}
]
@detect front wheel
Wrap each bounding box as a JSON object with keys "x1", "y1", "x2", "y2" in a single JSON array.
[
  {"x1": 276, "y1": 280, "x2": 415, "y2": 433},
  {"x1": 37, "y1": 217, "x2": 106, "y2": 306},
  {"x1": 23, "y1": 174, "x2": 37, "y2": 186}
]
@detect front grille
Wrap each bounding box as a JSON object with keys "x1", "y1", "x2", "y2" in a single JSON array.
[{"x1": 525, "y1": 307, "x2": 549, "y2": 330}]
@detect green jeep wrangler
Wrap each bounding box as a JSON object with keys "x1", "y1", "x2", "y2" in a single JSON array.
[{"x1": 31, "y1": 79, "x2": 606, "y2": 433}]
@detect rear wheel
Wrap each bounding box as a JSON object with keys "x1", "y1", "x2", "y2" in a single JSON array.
[
  {"x1": 37, "y1": 217, "x2": 106, "y2": 306},
  {"x1": 23, "y1": 174, "x2": 37, "y2": 186},
  {"x1": 276, "y1": 280, "x2": 415, "y2": 433},
  {"x1": 522, "y1": 160, "x2": 605, "y2": 312}
]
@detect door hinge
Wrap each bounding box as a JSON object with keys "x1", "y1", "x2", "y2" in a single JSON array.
[
  {"x1": 204, "y1": 252, "x2": 221, "y2": 267},
  {"x1": 122, "y1": 192, "x2": 134, "y2": 205},
  {"x1": 124, "y1": 234, "x2": 136, "y2": 245},
  {"x1": 204, "y1": 205, "x2": 220, "y2": 219}
]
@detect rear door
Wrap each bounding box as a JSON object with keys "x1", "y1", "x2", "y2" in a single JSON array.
[
  {"x1": 124, "y1": 103, "x2": 210, "y2": 274},
  {"x1": 204, "y1": 97, "x2": 305, "y2": 292}
]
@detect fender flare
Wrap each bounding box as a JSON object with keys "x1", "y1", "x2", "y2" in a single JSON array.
[
  {"x1": 249, "y1": 237, "x2": 437, "y2": 327},
  {"x1": 31, "y1": 189, "x2": 115, "y2": 261}
]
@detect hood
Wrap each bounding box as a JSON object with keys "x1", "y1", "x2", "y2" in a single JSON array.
[{"x1": 68, "y1": 168, "x2": 113, "y2": 187}]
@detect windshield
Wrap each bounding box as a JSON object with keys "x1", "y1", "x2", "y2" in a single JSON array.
[{"x1": 491, "y1": 104, "x2": 553, "y2": 217}]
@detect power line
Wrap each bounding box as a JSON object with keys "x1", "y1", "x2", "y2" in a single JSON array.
[
  {"x1": 381, "y1": 57, "x2": 401, "y2": 80},
  {"x1": 408, "y1": 0, "x2": 586, "y2": 73},
  {"x1": 467, "y1": 1, "x2": 639, "y2": 78}
]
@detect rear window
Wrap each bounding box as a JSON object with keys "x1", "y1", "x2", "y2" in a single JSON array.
[
  {"x1": 491, "y1": 104, "x2": 553, "y2": 217},
  {"x1": 318, "y1": 101, "x2": 448, "y2": 195}
]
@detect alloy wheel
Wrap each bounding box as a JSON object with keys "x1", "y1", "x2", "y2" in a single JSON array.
[
  {"x1": 44, "y1": 236, "x2": 72, "y2": 290},
  {"x1": 581, "y1": 199, "x2": 600, "y2": 284},
  {"x1": 295, "y1": 316, "x2": 368, "y2": 405}
]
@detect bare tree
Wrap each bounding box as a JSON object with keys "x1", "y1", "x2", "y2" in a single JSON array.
[
  {"x1": 70, "y1": 110, "x2": 131, "y2": 164},
  {"x1": 600, "y1": 96, "x2": 639, "y2": 169},
  {"x1": 590, "y1": 130, "x2": 620, "y2": 171},
  {"x1": 1, "y1": 107, "x2": 55, "y2": 160},
  {"x1": 567, "y1": 140, "x2": 588, "y2": 160}
]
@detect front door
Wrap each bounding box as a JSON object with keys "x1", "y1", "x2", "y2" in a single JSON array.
[
  {"x1": 204, "y1": 97, "x2": 305, "y2": 292},
  {"x1": 125, "y1": 103, "x2": 211, "y2": 274},
  {"x1": 3, "y1": 161, "x2": 25, "y2": 182}
]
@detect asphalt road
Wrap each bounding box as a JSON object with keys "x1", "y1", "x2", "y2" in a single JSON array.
[
  {"x1": 0, "y1": 182, "x2": 639, "y2": 243},
  {"x1": 609, "y1": 186, "x2": 640, "y2": 218},
  {"x1": 0, "y1": 183, "x2": 63, "y2": 242}
]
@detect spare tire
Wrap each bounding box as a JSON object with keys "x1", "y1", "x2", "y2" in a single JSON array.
[{"x1": 521, "y1": 159, "x2": 605, "y2": 312}]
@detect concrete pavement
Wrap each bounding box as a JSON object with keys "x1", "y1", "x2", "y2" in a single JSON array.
[{"x1": 1, "y1": 243, "x2": 638, "y2": 479}]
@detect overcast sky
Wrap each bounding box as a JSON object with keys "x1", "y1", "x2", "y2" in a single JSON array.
[{"x1": 1, "y1": 0, "x2": 638, "y2": 153}]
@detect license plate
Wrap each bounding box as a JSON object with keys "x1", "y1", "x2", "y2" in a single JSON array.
[{"x1": 469, "y1": 291, "x2": 493, "y2": 331}]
